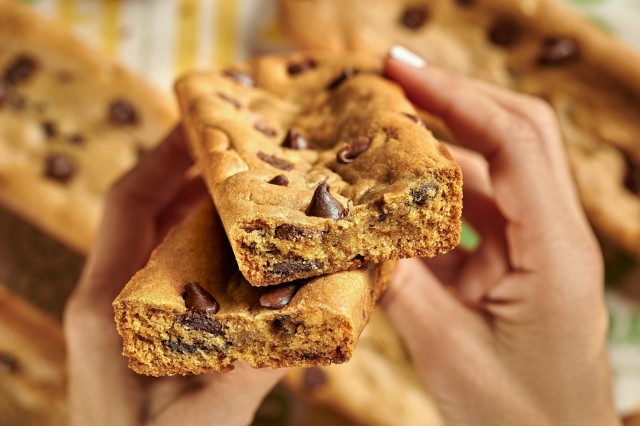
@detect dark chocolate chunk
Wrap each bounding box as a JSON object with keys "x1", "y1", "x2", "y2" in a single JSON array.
[
  {"x1": 287, "y1": 58, "x2": 317, "y2": 76},
  {"x1": 538, "y1": 37, "x2": 580, "y2": 66},
  {"x1": 403, "y1": 112, "x2": 426, "y2": 128},
  {"x1": 181, "y1": 311, "x2": 223, "y2": 334},
  {"x1": 326, "y1": 68, "x2": 358, "y2": 90},
  {"x1": 411, "y1": 183, "x2": 438, "y2": 205},
  {"x1": 259, "y1": 283, "x2": 298, "y2": 309},
  {"x1": 0, "y1": 353, "x2": 17, "y2": 373},
  {"x1": 488, "y1": 20, "x2": 521, "y2": 47},
  {"x1": 337, "y1": 136, "x2": 371, "y2": 164},
  {"x1": 400, "y1": 5, "x2": 429, "y2": 30},
  {"x1": 216, "y1": 92, "x2": 241, "y2": 109},
  {"x1": 302, "y1": 367, "x2": 327, "y2": 391},
  {"x1": 4, "y1": 55, "x2": 38, "y2": 85},
  {"x1": 67, "y1": 134, "x2": 85, "y2": 145},
  {"x1": 268, "y1": 174, "x2": 289, "y2": 187},
  {"x1": 272, "y1": 260, "x2": 323, "y2": 276},
  {"x1": 183, "y1": 282, "x2": 219, "y2": 314},
  {"x1": 306, "y1": 182, "x2": 347, "y2": 219},
  {"x1": 624, "y1": 155, "x2": 640, "y2": 195},
  {"x1": 257, "y1": 152, "x2": 294, "y2": 170},
  {"x1": 163, "y1": 338, "x2": 212, "y2": 355},
  {"x1": 109, "y1": 99, "x2": 139, "y2": 126},
  {"x1": 281, "y1": 128, "x2": 310, "y2": 150},
  {"x1": 41, "y1": 121, "x2": 57, "y2": 139},
  {"x1": 275, "y1": 224, "x2": 316, "y2": 240},
  {"x1": 44, "y1": 153, "x2": 76, "y2": 183},
  {"x1": 254, "y1": 120, "x2": 277, "y2": 137},
  {"x1": 223, "y1": 69, "x2": 255, "y2": 87}
]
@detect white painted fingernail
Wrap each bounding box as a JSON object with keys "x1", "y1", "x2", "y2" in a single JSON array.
[{"x1": 388, "y1": 45, "x2": 426, "y2": 68}]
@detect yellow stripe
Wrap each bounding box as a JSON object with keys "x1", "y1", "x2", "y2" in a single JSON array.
[
  {"x1": 213, "y1": 0, "x2": 238, "y2": 69},
  {"x1": 175, "y1": 0, "x2": 201, "y2": 76},
  {"x1": 57, "y1": 0, "x2": 77, "y2": 28},
  {"x1": 101, "y1": 0, "x2": 123, "y2": 57}
]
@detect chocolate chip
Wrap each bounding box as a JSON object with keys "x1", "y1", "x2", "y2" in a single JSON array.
[
  {"x1": 287, "y1": 58, "x2": 317, "y2": 76},
  {"x1": 411, "y1": 183, "x2": 438, "y2": 205},
  {"x1": 488, "y1": 20, "x2": 521, "y2": 47},
  {"x1": 254, "y1": 120, "x2": 277, "y2": 137},
  {"x1": 303, "y1": 367, "x2": 327, "y2": 391},
  {"x1": 305, "y1": 182, "x2": 347, "y2": 219},
  {"x1": 44, "y1": 153, "x2": 76, "y2": 183},
  {"x1": 0, "y1": 353, "x2": 17, "y2": 373},
  {"x1": 538, "y1": 37, "x2": 579, "y2": 66},
  {"x1": 223, "y1": 69, "x2": 255, "y2": 87},
  {"x1": 268, "y1": 174, "x2": 289, "y2": 187},
  {"x1": 41, "y1": 121, "x2": 57, "y2": 139},
  {"x1": 403, "y1": 112, "x2": 426, "y2": 128},
  {"x1": 163, "y1": 338, "x2": 210, "y2": 355},
  {"x1": 624, "y1": 155, "x2": 640, "y2": 195},
  {"x1": 181, "y1": 311, "x2": 223, "y2": 334},
  {"x1": 326, "y1": 68, "x2": 358, "y2": 90},
  {"x1": 337, "y1": 136, "x2": 371, "y2": 163},
  {"x1": 281, "y1": 128, "x2": 310, "y2": 150},
  {"x1": 3, "y1": 55, "x2": 38, "y2": 85},
  {"x1": 183, "y1": 282, "x2": 219, "y2": 314},
  {"x1": 259, "y1": 283, "x2": 298, "y2": 309},
  {"x1": 108, "y1": 99, "x2": 139, "y2": 126},
  {"x1": 401, "y1": 5, "x2": 429, "y2": 30},
  {"x1": 257, "y1": 152, "x2": 294, "y2": 170},
  {"x1": 455, "y1": 0, "x2": 475, "y2": 6},
  {"x1": 216, "y1": 92, "x2": 241, "y2": 109},
  {"x1": 272, "y1": 260, "x2": 323, "y2": 276},
  {"x1": 67, "y1": 134, "x2": 85, "y2": 145},
  {"x1": 275, "y1": 224, "x2": 316, "y2": 240}
]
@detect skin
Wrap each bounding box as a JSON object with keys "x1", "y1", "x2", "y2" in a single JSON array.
[
  {"x1": 63, "y1": 127, "x2": 285, "y2": 426},
  {"x1": 380, "y1": 55, "x2": 620, "y2": 425}
]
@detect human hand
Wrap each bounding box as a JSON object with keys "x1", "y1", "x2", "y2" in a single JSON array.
[
  {"x1": 64, "y1": 127, "x2": 285, "y2": 426},
  {"x1": 380, "y1": 47, "x2": 620, "y2": 426}
]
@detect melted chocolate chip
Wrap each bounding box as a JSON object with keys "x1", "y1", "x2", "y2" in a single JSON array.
[
  {"x1": 109, "y1": 99, "x2": 139, "y2": 126},
  {"x1": 275, "y1": 224, "x2": 316, "y2": 240},
  {"x1": 254, "y1": 120, "x2": 277, "y2": 137},
  {"x1": 0, "y1": 353, "x2": 17, "y2": 373},
  {"x1": 287, "y1": 58, "x2": 317, "y2": 75},
  {"x1": 624, "y1": 155, "x2": 640, "y2": 195},
  {"x1": 257, "y1": 152, "x2": 294, "y2": 170},
  {"x1": 488, "y1": 20, "x2": 521, "y2": 47},
  {"x1": 403, "y1": 112, "x2": 426, "y2": 128},
  {"x1": 41, "y1": 121, "x2": 57, "y2": 139},
  {"x1": 303, "y1": 367, "x2": 327, "y2": 391},
  {"x1": 44, "y1": 153, "x2": 76, "y2": 183},
  {"x1": 259, "y1": 283, "x2": 298, "y2": 309},
  {"x1": 455, "y1": 0, "x2": 475, "y2": 6},
  {"x1": 538, "y1": 37, "x2": 580, "y2": 66},
  {"x1": 4, "y1": 55, "x2": 38, "y2": 85},
  {"x1": 305, "y1": 182, "x2": 347, "y2": 219},
  {"x1": 163, "y1": 338, "x2": 212, "y2": 355},
  {"x1": 401, "y1": 5, "x2": 429, "y2": 30},
  {"x1": 411, "y1": 183, "x2": 438, "y2": 205},
  {"x1": 336, "y1": 137, "x2": 371, "y2": 163},
  {"x1": 223, "y1": 69, "x2": 255, "y2": 87},
  {"x1": 216, "y1": 92, "x2": 241, "y2": 109},
  {"x1": 326, "y1": 68, "x2": 358, "y2": 90},
  {"x1": 268, "y1": 174, "x2": 289, "y2": 186},
  {"x1": 181, "y1": 311, "x2": 223, "y2": 334},
  {"x1": 281, "y1": 128, "x2": 310, "y2": 150},
  {"x1": 183, "y1": 282, "x2": 219, "y2": 314},
  {"x1": 272, "y1": 260, "x2": 323, "y2": 276}
]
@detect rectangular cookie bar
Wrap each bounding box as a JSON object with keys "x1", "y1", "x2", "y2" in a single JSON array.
[
  {"x1": 280, "y1": 0, "x2": 640, "y2": 260},
  {"x1": 113, "y1": 201, "x2": 395, "y2": 376},
  {"x1": 176, "y1": 53, "x2": 462, "y2": 285},
  {"x1": 0, "y1": 0, "x2": 176, "y2": 253}
]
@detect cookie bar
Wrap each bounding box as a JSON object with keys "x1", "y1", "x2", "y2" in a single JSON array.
[
  {"x1": 284, "y1": 309, "x2": 443, "y2": 426},
  {"x1": 113, "y1": 200, "x2": 395, "y2": 376},
  {"x1": 280, "y1": 0, "x2": 640, "y2": 259},
  {"x1": 0, "y1": 284, "x2": 67, "y2": 426},
  {"x1": 0, "y1": 0, "x2": 176, "y2": 254},
  {"x1": 176, "y1": 53, "x2": 462, "y2": 286}
]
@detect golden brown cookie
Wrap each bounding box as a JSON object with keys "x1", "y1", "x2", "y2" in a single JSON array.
[
  {"x1": 175, "y1": 52, "x2": 462, "y2": 286},
  {"x1": 114, "y1": 201, "x2": 395, "y2": 376},
  {"x1": 0, "y1": 0, "x2": 176, "y2": 253},
  {"x1": 280, "y1": 0, "x2": 640, "y2": 259}
]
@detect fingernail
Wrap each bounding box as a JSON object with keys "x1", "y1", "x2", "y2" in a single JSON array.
[{"x1": 388, "y1": 45, "x2": 426, "y2": 68}]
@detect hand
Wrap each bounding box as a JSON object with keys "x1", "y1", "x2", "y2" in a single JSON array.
[
  {"x1": 64, "y1": 127, "x2": 285, "y2": 426},
  {"x1": 380, "y1": 47, "x2": 620, "y2": 426}
]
